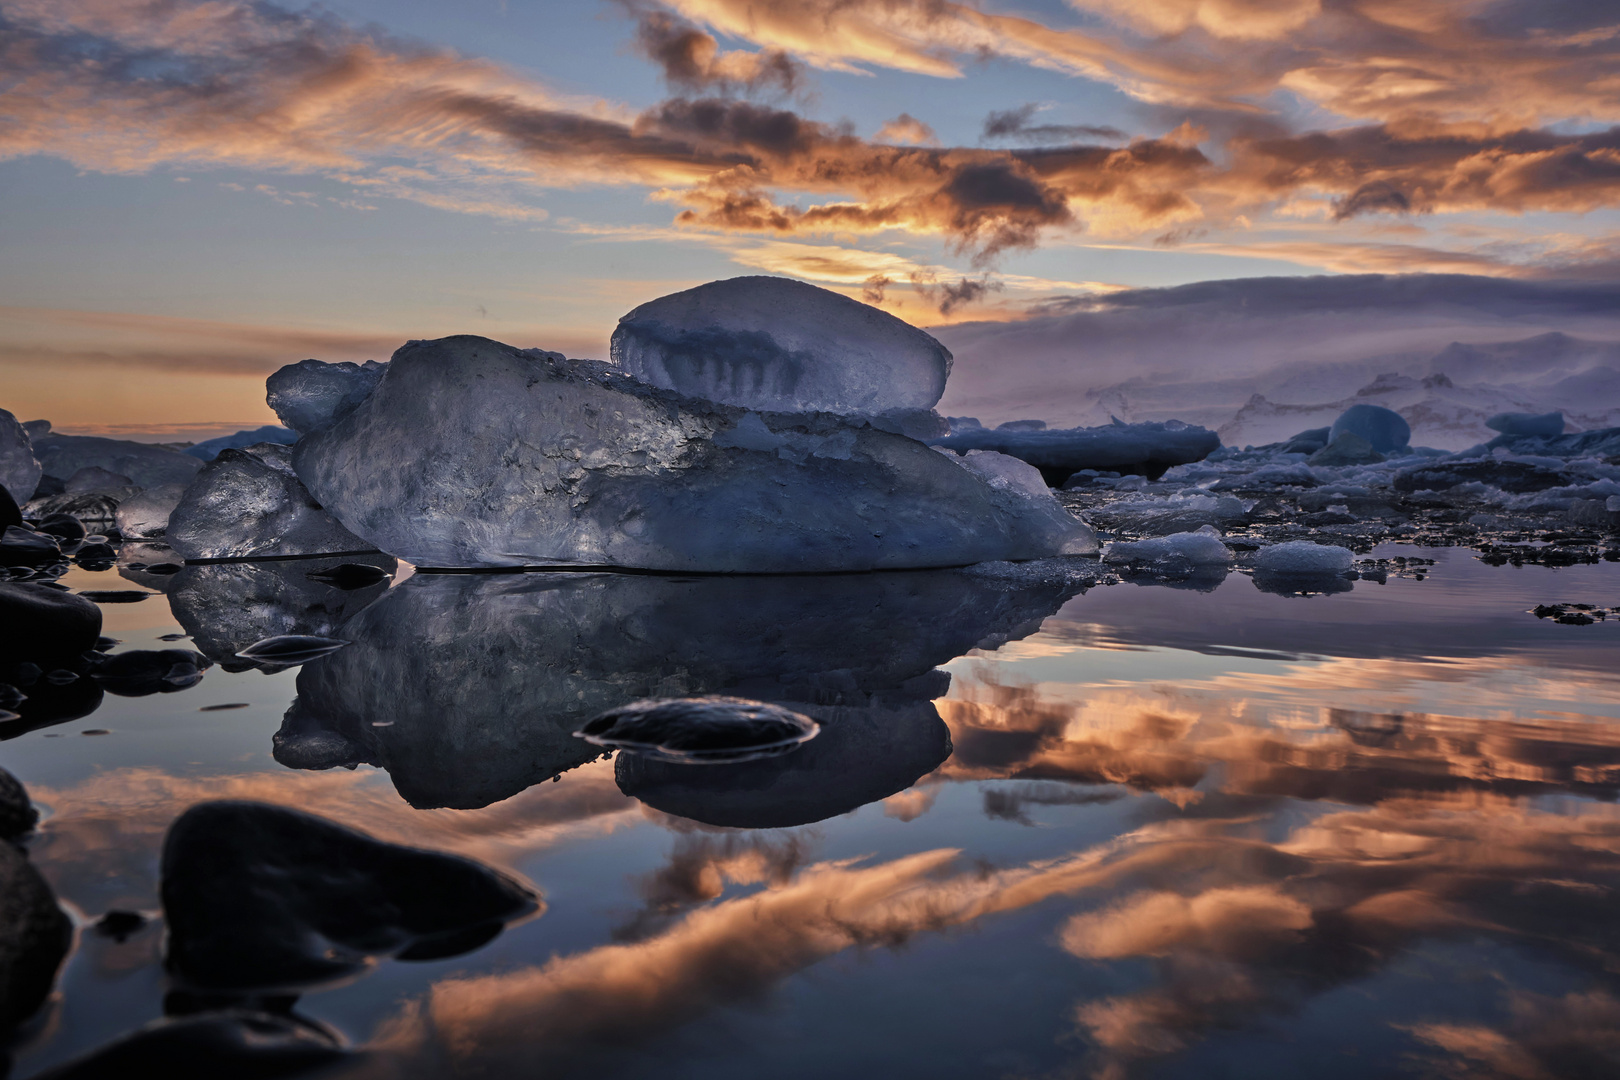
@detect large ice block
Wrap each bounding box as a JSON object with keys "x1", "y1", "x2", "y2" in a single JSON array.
[
  {"x1": 292, "y1": 336, "x2": 1093, "y2": 571},
  {"x1": 0, "y1": 409, "x2": 41, "y2": 503}
]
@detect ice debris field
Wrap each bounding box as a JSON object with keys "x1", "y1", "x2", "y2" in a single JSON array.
[{"x1": 3, "y1": 274, "x2": 1619, "y2": 593}]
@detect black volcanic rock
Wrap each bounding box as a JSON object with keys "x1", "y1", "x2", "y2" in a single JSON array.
[
  {"x1": 0, "y1": 839, "x2": 71, "y2": 1031},
  {"x1": 29, "y1": 1010, "x2": 346, "y2": 1080},
  {"x1": 0, "y1": 581, "x2": 101, "y2": 661},
  {"x1": 161, "y1": 800, "x2": 539, "y2": 990}
]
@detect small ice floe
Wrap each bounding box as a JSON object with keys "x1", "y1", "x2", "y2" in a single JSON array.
[
  {"x1": 1102, "y1": 525, "x2": 1234, "y2": 575},
  {"x1": 575, "y1": 696, "x2": 820, "y2": 764},
  {"x1": 235, "y1": 634, "x2": 350, "y2": 667},
  {"x1": 1254, "y1": 541, "x2": 1356, "y2": 575}
]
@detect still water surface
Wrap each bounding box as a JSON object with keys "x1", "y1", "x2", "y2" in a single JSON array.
[{"x1": 7, "y1": 544, "x2": 1620, "y2": 1079}]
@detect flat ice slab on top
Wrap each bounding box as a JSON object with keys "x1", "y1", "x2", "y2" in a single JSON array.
[{"x1": 611, "y1": 276, "x2": 952, "y2": 416}]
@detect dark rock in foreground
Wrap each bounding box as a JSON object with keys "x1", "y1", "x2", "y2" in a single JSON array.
[
  {"x1": 0, "y1": 839, "x2": 71, "y2": 1031},
  {"x1": 0, "y1": 582, "x2": 101, "y2": 660},
  {"x1": 161, "y1": 800, "x2": 538, "y2": 990},
  {"x1": 30, "y1": 1010, "x2": 347, "y2": 1080},
  {"x1": 0, "y1": 765, "x2": 38, "y2": 839},
  {"x1": 931, "y1": 419, "x2": 1220, "y2": 484}
]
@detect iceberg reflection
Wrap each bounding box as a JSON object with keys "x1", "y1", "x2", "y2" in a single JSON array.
[{"x1": 282, "y1": 569, "x2": 1081, "y2": 811}]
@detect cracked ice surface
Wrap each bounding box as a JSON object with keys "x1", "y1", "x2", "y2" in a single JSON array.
[
  {"x1": 611, "y1": 277, "x2": 952, "y2": 417},
  {"x1": 291, "y1": 336, "x2": 1093, "y2": 571}
]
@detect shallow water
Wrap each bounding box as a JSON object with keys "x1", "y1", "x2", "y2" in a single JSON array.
[{"x1": 6, "y1": 544, "x2": 1620, "y2": 1079}]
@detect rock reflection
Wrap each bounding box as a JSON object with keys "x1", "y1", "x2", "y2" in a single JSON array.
[{"x1": 284, "y1": 570, "x2": 1079, "y2": 811}]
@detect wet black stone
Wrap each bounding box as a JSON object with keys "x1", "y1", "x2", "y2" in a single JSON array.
[
  {"x1": 0, "y1": 581, "x2": 102, "y2": 661},
  {"x1": 73, "y1": 541, "x2": 117, "y2": 565},
  {"x1": 32, "y1": 475, "x2": 65, "y2": 498},
  {"x1": 34, "y1": 513, "x2": 86, "y2": 543},
  {"x1": 578, "y1": 696, "x2": 819, "y2": 763},
  {"x1": 303, "y1": 562, "x2": 391, "y2": 589},
  {"x1": 0, "y1": 526, "x2": 61, "y2": 568},
  {"x1": 91, "y1": 649, "x2": 212, "y2": 696},
  {"x1": 160, "y1": 800, "x2": 539, "y2": 990},
  {"x1": 0, "y1": 484, "x2": 19, "y2": 530},
  {"x1": 92, "y1": 909, "x2": 148, "y2": 942},
  {"x1": 618, "y1": 699, "x2": 953, "y2": 829},
  {"x1": 28, "y1": 1010, "x2": 346, "y2": 1080},
  {"x1": 0, "y1": 840, "x2": 71, "y2": 1031},
  {"x1": 0, "y1": 766, "x2": 37, "y2": 839}
]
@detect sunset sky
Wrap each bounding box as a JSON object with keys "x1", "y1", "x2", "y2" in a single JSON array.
[{"x1": 4, "y1": 0, "x2": 1620, "y2": 434}]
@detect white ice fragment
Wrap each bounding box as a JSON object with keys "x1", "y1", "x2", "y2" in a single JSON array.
[
  {"x1": 1254, "y1": 541, "x2": 1354, "y2": 575},
  {"x1": 266, "y1": 359, "x2": 387, "y2": 435},
  {"x1": 167, "y1": 443, "x2": 375, "y2": 560},
  {"x1": 293, "y1": 335, "x2": 1092, "y2": 571},
  {"x1": 1102, "y1": 525, "x2": 1232, "y2": 570},
  {"x1": 115, "y1": 483, "x2": 189, "y2": 539},
  {"x1": 0, "y1": 408, "x2": 41, "y2": 502},
  {"x1": 611, "y1": 276, "x2": 951, "y2": 416}
]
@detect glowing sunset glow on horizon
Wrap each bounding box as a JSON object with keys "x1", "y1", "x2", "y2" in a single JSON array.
[{"x1": 4, "y1": 0, "x2": 1620, "y2": 434}]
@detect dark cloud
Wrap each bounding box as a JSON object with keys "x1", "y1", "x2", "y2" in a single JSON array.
[
  {"x1": 983, "y1": 104, "x2": 1125, "y2": 143},
  {"x1": 632, "y1": 8, "x2": 801, "y2": 95}
]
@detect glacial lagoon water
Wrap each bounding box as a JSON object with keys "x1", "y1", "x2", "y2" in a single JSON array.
[{"x1": 6, "y1": 544, "x2": 1620, "y2": 1079}]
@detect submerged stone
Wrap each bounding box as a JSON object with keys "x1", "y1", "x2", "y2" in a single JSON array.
[
  {"x1": 612, "y1": 276, "x2": 952, "y2": 416},
  {"x1": 577, "y1": 696, "x2": 820, "y2": 763},
  {"x1": 161, "y1": 800, "x2": 538, "y2": 990},
  {"x1": 292, "y1": 336, "x2": 1091, "y2": 571},
  {"x1": 617, "y1": 699, "x2": 951, "y2": 829}
]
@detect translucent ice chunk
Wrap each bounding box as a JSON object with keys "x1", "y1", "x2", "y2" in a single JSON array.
[
  {"x1": 1102, "y1": 525, "x2": 1233, "y2": 571},
  {"x1": 1254, "y1": 540, "x2": 1355, "y2": 574},
  {"x1": 167, "y1": 443, "x2": 376, "y2": 560},
  {"x1": 114, "y1": 483, "x2": 188, "y2": 539},
  {"x1": 293, "y1": 336, "x2": 1093, "y2": 571},
  {"x1": 266, "y1": 359, "x2": 387, "y2": 435},
  {"x1": 611, "y1": 276, "x2": 952, "y2": 415},
  {"x1": 0, "y1": 408, "x2": 41, "y2": 502}
]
